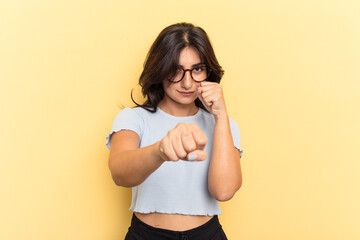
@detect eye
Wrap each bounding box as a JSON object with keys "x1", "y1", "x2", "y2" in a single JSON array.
[
  {"x1": 193, "y1": 66, "x2": 205, "y2": 72},
  {"x1": 175, "y1": 68, "x2": 184, "y2": 74}
]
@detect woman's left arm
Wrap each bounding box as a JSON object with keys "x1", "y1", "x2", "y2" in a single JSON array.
[{"x1": 198, "y1": 82, "x2": 242, "y2": 202}]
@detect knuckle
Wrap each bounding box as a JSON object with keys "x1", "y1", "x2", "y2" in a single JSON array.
[
  {"x1": 168, "y1": 129, "x2": 175, "y2": 136},
  {"x1": 183, "y1": 133, "x2": 192, "y2": 140},
  {"x1": 164, "y1": 136, "x2": 171, "y2": 143},
  {"x1": 171, "y1": 156, "x2": 179, "y2": 162},
  {"x1": 188, "y1": 144, "x2": 196, "y2": 152},
  {"x1": 177, "y1": 122, "x2": 186, "y2": 128},
  {"x1": 168, "y1": 130, "x2": 178, "y2": 139},
  {"x1": 199, "y1": 136, "x2": 207, "y2": 145},
  {"x1": 179, "y1": 152, "x2": 187, "y2": 159}
]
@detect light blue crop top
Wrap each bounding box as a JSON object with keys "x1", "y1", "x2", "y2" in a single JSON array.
[{"x1": 106, "y1": 107, "x2": 243, "y2": 216}]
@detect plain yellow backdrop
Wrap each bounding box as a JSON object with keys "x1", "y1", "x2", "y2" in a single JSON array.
[{"x1": 1, "y1": 0, "x2": 359, "y2": 239}]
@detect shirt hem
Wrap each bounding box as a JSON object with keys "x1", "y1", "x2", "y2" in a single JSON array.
[{"x1": 130, "y1": 208, "x2": 222, "y2": 216}]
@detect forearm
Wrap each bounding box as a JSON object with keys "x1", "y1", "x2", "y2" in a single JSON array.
[
  {"x1": 208, "y1": 115, "x2": 242, "y2": 201},
  {"x1": 108, "y1": 141, "x2": 164, "y2": 187}
]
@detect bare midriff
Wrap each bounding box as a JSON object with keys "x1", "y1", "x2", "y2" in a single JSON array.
[{"x1": 135, "y1": 212, "x2": 213, "y2": 231}]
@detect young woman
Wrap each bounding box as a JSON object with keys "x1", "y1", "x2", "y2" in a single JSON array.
[{"x1": 106, "y1": 22, "x2": 243, "y2": 240}]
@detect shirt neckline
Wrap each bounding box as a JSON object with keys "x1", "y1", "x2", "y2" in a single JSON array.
[{"x1": 157, "y1": 107, "x2": 202, "y2": 120}]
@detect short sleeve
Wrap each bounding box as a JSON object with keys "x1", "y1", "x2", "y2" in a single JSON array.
[
  {"x1": 105, "y1": 107, "x2": 143, "y2": 150},
  {"x1": 229, "y1": 118, "x2": 244, "y2": 158}
]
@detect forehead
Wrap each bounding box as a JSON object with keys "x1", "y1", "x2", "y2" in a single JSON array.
[{"x1": 178, "y1": 47, "x2": 201, "y2": 67}]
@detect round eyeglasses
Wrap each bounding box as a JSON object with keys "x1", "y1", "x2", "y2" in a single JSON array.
[{"x1": 169, "y1": 65, "x2": 211, "y2": 83}]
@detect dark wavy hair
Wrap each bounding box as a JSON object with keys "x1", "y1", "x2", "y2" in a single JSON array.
[{"x1": 131, "y1": 22, "x2": 224, "y2": 112}]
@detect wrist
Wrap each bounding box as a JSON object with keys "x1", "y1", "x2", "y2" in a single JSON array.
[
  {"x1": 213, "y1": 112, "x2": 229, "y2": 122},
  {"x1": 155, "y1": 141, "x2": 167, "y2": 163}
]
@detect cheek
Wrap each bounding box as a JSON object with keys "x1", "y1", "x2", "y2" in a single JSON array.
[
  {"x1": 163, "y1": 81, "x2": 177, "y2": 92},
  {"x1": 162, "y1": 81, "x2": 170, "y2": 93},
  {"x1": 162, "y1": 80, "x2": 171, "y2": 89}
]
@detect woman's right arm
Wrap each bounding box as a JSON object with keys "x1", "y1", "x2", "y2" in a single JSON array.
[
  {"x1": 108, "y1": 123, "x2": 207, "y2": 187},
  {"x1": 108, "y1": 130, "x2": 164, "y2": 187}
]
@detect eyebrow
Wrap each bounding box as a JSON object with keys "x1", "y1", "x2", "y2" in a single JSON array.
[{"x1": 178, "y1": 62, "x2": 205, "y2": 68}]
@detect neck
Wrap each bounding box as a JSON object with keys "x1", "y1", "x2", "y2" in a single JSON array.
[{"x1": 158, "y1": 100, "x2": 198, "y2": 117}]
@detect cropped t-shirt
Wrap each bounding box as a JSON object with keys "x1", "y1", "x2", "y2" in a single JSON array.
[{"x1": 106, "y1": 107, "x2": 243, "y2": 216}]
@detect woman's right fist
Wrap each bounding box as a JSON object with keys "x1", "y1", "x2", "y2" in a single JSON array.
[{"x1": 158, "y1": 123, "x2": 207, "y2": 162}]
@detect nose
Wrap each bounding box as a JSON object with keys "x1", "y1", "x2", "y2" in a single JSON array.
[{"x1": 181, "y1": 71, "x2": 193, "y2": 89}]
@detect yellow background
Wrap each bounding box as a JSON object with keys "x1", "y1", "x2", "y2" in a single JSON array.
[{"x1": 1, "y1": 0, "x2": 359, "y2": 239}]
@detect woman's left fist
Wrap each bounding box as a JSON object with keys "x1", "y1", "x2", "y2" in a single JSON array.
[{"x1": 197, "y1": 81, "x2": 227, "y2": 118}]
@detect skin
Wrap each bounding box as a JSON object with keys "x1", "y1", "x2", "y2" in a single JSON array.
[{"x1": 108, "y1": 46, "x2": 242, "y2": 231}]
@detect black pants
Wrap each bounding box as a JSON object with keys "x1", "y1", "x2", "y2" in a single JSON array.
[{"x1": 124, "y1": 213, "x2": 228, "y2": 240}]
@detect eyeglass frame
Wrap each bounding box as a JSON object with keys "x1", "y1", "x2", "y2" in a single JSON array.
[{"x1": 168, "y1": 65, "x2": 212, "y2": 83}]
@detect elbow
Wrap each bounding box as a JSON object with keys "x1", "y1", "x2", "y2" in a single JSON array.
[
  {"x1": 111, "y1": 174, "x2": 126, "y2": 187},
  {"x1": 108, "y1": 159, "x2": 135, "y2": 188},
  {"x1": 214, "y1": 192, "x2": 235, "y2": 202},
  {"x1": 110, "y1": 172, "x2": 137, "y2": 188},
  {"x1": 109, "y1": 169, "x2": 126, "y2": 187},
  {"x1": 108, "y1": 159, "x2": 122, "y2": 186},
  {"x1": 114, "y1": 179, "x2": 133, "y2": 188},
  {"x1": 211, "y1": 180, "x2": 242, "y2": 202}
]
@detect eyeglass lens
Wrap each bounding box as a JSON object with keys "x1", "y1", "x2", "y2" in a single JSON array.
[{"x1": 172, "y1": 66, "x2": 208, "y2": 82}]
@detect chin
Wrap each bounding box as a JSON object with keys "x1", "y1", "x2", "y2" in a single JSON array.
[
  {"x1": 163, "y1": 91, "x2": 197, "y2": 106},
  {"x1": 176, "y1": 97, "x2": 197, "y2": 105}
]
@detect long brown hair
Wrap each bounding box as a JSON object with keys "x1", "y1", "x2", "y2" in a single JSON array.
[{"x1": 132, "y1": 22, "x2": 224, "y2": 112}]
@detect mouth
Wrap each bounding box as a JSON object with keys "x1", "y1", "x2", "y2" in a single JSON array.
[{"x1": 177, "y1": 91, "x2": 195, "y2": 97}]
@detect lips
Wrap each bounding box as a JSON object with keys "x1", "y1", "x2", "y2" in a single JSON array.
[{"x1": 178, "y1": 91, "x2": 194, "y2": 97}]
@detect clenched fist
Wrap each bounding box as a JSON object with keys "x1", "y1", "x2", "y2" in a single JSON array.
[
  {"x1": 158, "y1": 123, "x2": 207, "y2": 162},
  {"x1": 197, "y1": 81, "x2": 227, "y2": 118}
]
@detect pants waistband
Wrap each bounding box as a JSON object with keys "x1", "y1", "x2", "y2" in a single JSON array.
[{"x1": 130, "y1": 213, "x2": 222, "y2": 239}]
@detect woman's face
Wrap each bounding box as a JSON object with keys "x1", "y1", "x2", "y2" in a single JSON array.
[{"x1": 162, "y1": 46, "x2": 202, "y2": 109}]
